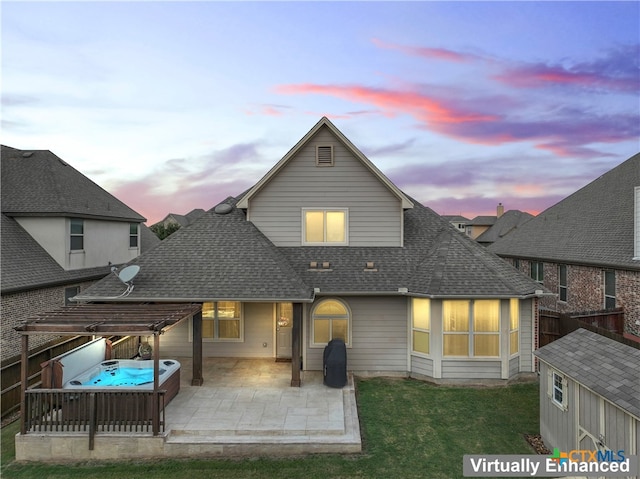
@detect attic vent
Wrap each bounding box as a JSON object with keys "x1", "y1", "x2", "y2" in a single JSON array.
[
  {"x1": 316, "y1": 145, "x2": 334, "y2": 166},
  {"x1": 22, "y1": 152, "x2": 33, "y2": 158}
]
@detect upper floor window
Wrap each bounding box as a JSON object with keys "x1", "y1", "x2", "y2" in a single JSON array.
[
  {"x1": 201, "y1": 301, "x2": 243, "y2": 341},
  {"x1": 70, "y1": 218, "x2": 84, "y2": 251},
  {"x1": 129, "y1": 223, "x2": 139, "y2": 248},
  {"x1": 558, "y1": 265, "x2": 567, "y2": 302},
  {"x1": 443, "y1": 299, "x2": 500, "y2": 357},
  {"x1": 531, "y1": 261, "x2": 543, "y2": 283},
  {"x1": 303, "y1": 209, "x2": 348, "y2": 245},
  {"x1": 411, "y1": 298, "x2": 430, "y2": 355},
  {"x1": 311, "y1": 298, "x2": 350, "y2": 346},
  {"x1": 604, "y1": 271, "x2": 616, "y2": 309}
]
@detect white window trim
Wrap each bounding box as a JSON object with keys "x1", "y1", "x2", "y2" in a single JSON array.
[
  {"x1": 310, "y1": 298, "x2": 352, "y2": 348},
  {"x1": 549, "y1": 369, "x2": 568, "y2": 411},
  {"x1": 442, "y1": 300, "x2": 501, "y2": 358},
  {"x1": 301, "y1": 208, "x2": 349, "y2": 246},
  {"x1": 129, "y1": 223, "x2": 139, "y2": 249},
  {"x1": 189, "y1": 302, "x2": 244, "y2": 343},
  {"x1": 70, "y1": 218, "x2": 84, "y2": 252},
  {"x1": 411, "y1": 298, "x2": 431, "y2": 357}
]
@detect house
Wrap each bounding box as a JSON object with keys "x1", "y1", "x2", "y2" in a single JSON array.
[
  {"x1": 441, "y1": 214, "x2": 469, "y2": 234},
  {"x1": 1, "y1": 145, "x2": 153, "y2": 361},
  {"x1": 75, "y1": 117, "x2": 548, "y2": 382},
  {"x1": 464, "y1": 204, "x2": 502, "y2": 239},
  {"x1": 534, "y1": 328, "x2": 639, "y2": 458},
  {"x1": 475, "y1": 209, "x2": 533, "y2": 246},
  {"x1": 155, "y1": 208, "x2": 206, "y2": 229},
  {"x1": 489, "y1": 153, "x2": 640, "y2": 341}
]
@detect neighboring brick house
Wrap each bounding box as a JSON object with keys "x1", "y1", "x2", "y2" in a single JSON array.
[
  {"x1": 1, "y1": 146, "x2": 155, "y2": 361},
  {"x1": 490, "y1": 153, "x2": 640, "y2": 340}
]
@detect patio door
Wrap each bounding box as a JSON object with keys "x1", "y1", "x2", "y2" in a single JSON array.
[{"x1": 276, "y1": 303, "x2": 293, "y2": 359}]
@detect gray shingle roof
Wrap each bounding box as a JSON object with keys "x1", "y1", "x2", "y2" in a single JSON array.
[
  {"x1": 1, "y1": 214, "x2": 112, "y2": 293},
  {"x1": 476, "y1": 210, "x2": 534, "y2": 244},
  {"x1": 1, "y1": 145, "x2": 145, "y2": 222},
  {"x1": 489, "y1": 153, "x2": 640, "y2": 270},
  {"x1": 76, "y1": 199, "x2": 314, "y2": 302},
  {"x1": 534, "y1": 328, "x2": 640, "y2": 419},
  {"x1": 77, "y1": 198, "x2": 546, "y2": 302}
]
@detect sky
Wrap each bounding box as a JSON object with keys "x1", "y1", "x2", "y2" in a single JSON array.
[{"x1": 2, "y1": 1, "x2": 639, "y2": 225}]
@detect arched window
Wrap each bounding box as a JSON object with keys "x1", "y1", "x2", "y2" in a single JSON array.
[{"x1": 311, "y1": 299, "x2": 350, "y2": 346}]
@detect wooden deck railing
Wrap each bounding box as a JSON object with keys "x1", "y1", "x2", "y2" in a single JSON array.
[{"x1": 23, "y1": 389, "x2": 166, "y2": 449}]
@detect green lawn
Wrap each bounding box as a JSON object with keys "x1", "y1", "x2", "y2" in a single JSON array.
[{"x1": 1, "y1": 378, "x2": 539, "y2": 479}]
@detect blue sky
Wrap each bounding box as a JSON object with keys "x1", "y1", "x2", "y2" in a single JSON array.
[{"x1": 2, "y1": 1, "x2": 639, "y2": 224}]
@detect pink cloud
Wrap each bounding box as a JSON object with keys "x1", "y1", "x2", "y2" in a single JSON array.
[
  {"x1": 276, "y1": 83, "x2": 497, "y2": 125},
  {"x1": 494, "y1": 44, "x2": 640, "y2": 93},
  {"x1": 371, "y1": 38, "x2": 475, "y2": 63}
]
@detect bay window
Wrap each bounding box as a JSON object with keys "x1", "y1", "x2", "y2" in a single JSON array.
[
  {"x1": 411, "y1": 298, "x2": 430, "y2": 355},
  {"x1": 443, "y1": 299, "x2": 500, "y2": 357}
]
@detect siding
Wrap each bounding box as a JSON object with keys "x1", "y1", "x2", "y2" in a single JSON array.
[
  {"x1": 441, "y1": 360, "x2": 501, "y2": 379},
  {"x1": 411, "y1": 356, "x2": 433, "y2": 378},
  {"x1": 539, "y1": 363, "x2": 575, "y2": 452},
  {"x1": 509, "y1": 357, "x2": 519, "y2": 377},
  {"x1": 520, "y1": 298, "x2": 534, "y2": 372},
  {"x1": 248, "y1": 127, "x2": 403, "y2": 247},
  {"x1": 159, "y1": 303, "x2": 274, "y2": 358},
  {"x1": 304, "y1": 296, "x2": 408, "y2": 372},
  {"x1": 604, "y1": 401, "x2": 634, "y2": 454}
]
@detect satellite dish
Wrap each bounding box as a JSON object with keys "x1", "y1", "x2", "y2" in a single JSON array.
[
  {"x1": 214, "y1": 203, "x2": 233, "y2": 215},
  {"x1": 118, "y1": 265, "x2": 140, "y2": 284}
]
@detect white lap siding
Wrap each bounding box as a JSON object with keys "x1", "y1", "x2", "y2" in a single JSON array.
[
  {"x1": 304, "y1": 296, "x2": 408, "y2": 372},
  {"x1": 247, "y1": 127, "x2": 403, "y2": 247}
]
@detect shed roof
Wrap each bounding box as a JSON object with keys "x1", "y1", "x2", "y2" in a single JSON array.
[
  {"x1": 14, "y1": 303, "x2": 202, "y2": 336},
  {"x1": 534, "y1": 328, "x2": 640, "y2": 419}
]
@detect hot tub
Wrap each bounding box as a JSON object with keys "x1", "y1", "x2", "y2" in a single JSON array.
[{"x1": 62, "y1": 359, "x2": 181, "y2": 421}]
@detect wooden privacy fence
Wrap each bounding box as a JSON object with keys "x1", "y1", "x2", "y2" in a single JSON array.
[
  {"x1": 1, "y1": 335, "x2": 140, "y2": 419},
  {"x1": 540, "y1": 308, "x2": 638, "y2": 349},
  {"x1": 23, "y1": 389, "x2": 166, "y2": 450}
]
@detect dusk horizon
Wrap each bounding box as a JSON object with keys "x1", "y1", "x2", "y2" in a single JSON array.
[{"x1": 3, "y1": 1, "x2": 638, "y2": 225}]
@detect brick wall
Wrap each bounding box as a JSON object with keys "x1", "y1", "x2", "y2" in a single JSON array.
[
  {"x1": 1, "y1": 281, "x2": 95, "y2": 361},
  {"x1": 510, "y1": 259, "x2": 640, "y2": 338}
]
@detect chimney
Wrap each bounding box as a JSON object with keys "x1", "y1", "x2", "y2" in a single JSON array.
[{"x1": 497, "y1": 203, "x2": 504, "y2": 218}]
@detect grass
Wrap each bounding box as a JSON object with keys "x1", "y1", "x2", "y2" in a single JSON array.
[{"x1": 1, "y1": 378, "x2": 539, "y2": 479}]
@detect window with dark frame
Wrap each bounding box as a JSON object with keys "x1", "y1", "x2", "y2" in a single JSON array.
[
  {"x1": 530, "y1": 261, "x2": 543, "y2": 283},
  {"x1": 558, "y1": 264, "x2": 567, "y2": 302},
  {"x1": 64, "y1": 286, "x2": 80, "y2": 305},
  {"x1": 604, "y1": 271, "x2": 616, "y2": 309}
]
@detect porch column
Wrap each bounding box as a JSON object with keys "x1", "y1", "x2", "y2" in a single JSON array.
[
  {"x1": 20, "y1": 334, "x2": 28, "y2": 434},
  {"x1": 291, "y1": 303, "x2": 302, "y2": 387},
  {"x1": 152, "y1": 333, "x2": 160, "y2": 435},
  {"x1": 191, "y1": 310, "x2": 203, "y2": 386}
]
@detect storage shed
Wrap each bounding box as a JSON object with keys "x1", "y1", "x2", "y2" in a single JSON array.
[{"x1": 534, "y1": 328, "x2": 639, "y2": 456}]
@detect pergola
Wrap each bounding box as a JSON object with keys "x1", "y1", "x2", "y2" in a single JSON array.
[{"x1": 15, "y1": 303, "x2": 203, "y2": 435}]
